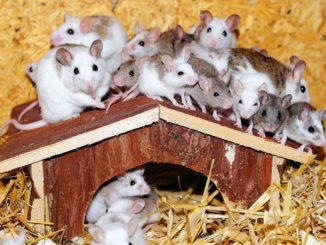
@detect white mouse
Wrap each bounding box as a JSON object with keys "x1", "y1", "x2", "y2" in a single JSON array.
[
  {"x1": 25, "y1": 62, "x2": 38, "y2": 83},
  {"x1": 193, "y1": 10, "x2": 240, "y2": 51},
  {"x1": 137, "y1": 47, "x2": 198, "y2": 107},
  {"x1": 50, "y1": 13, "x2": 127, "y2": 74},
  {"x1": 0, "y1": 39, "x2": 110, "y2": 134},
  {"x1": 0, "y1": 231, "x2": 25, "y2": 245},
  {"x1": 89, "y1": 198, "x2": 146, "y2": 245},
  {"x1": 86, "y1": 168, "x2": 150, "y2": 224},
  {"x1": 279, "y1": 103, "x2": 326, "y2": 153}
]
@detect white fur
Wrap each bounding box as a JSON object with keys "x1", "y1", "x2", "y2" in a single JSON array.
[
  {"x1": 50, "y1": 15, "x2": 127, "y2": 73},
  {"x1": 36, "y1": 45, "x2": 110, "y2": 123},
  {"x1": 86, "y1": 169, "x2": 150, "y2": 223},
  {"x1": 0, "y1": 231, "x2": 25, "y2": 245},
  {"x1": 124, "y1": 31, "x2": 158, "y2": 58},
  {"x1": 25, "y1": 62, "x2": 38, "y2": 83},
  {"x1": 284, "y1": 77, "x2": 311, "y2": 103}
]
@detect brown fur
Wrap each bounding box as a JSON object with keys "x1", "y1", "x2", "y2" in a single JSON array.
[
  {"x1": 87, "y1": 15, "x2": 114, "y2": 39},
  {"x1": 229, "y1": 48, "x2": 291, "y2": 92},
  {"x1": 157, "y1": 30, "x2": 175, "y2": 56}
]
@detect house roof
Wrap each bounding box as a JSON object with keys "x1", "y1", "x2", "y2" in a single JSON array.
[{"x1": 0, "y1": 97, "x2": 315, "y2": 173}]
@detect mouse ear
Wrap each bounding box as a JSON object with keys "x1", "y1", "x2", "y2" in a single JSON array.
[
  {"x1": 232, "y1": 80, "x2": 244, "y2": 96},
  {"x1": 135, "y1": 168, "x2": 145, "y2": 175},
  {"x1": 117, "y1": 172, "x2": 127, "y2": 182},
  {"x1": 174, "y1": 24, "x2": 184, "y2": 41},
  {"x1": 121, "y1": 47, "x2": 132, "y2": 63},
  {"x1": 179, "y1": 45, "x2": 191, "y2": 62},
  {"x1": 257, "y1": 82, "x2": 267, "y2": 92},
  {"x1": 318, "y1": 109, "x2": 326, "y2": 120},
  {"x1": 146, "y1": 27, "x2": 161, "y2": 43},
  {"x1": 200, "y1": 10, "x2": 213, "y2": 27},
  {"x1": 286, "y1": 60, "x2": 306, "y2": 84},
  {"x1": 90, "y1": 39, "x2": 103, "y2": 58},
  {"x1": 56, "y1": 48, "x2": 73, "y2": 66},
  {"x1": 135, "y1": 56, "x2": 149, "y2": 72},
  {"x1": 199, "y1": 76, "x2": 212, "y2": 92},
  {"x1": 134, "y1": 21, "x2": 143, "y2": 34},
  {"x1": 193, "y1": 25, "x2": 203, "y2": 40},
  {"x1": 258, "y1": 91, "x2": 269, "y2": 105},
  {"x1": 289, "y1": 55, "x2": 300, "y2": 66},
  {"x1": 161, "y1": 55, "x2": 175, "y2": 73},
  {"x1": 281, "y1": 94, "x2": 292, "y2": 109},
  {"x1": 226, "y1": 14, "x2": 241, "y2": 32},
  {"x1": 299, "y1": 104, "x2": 310, "y2": 122},
  {"x1": 130, "y1": 199, "x2": 145, "y2": 214},
  {"x1": 89, "y1": 224, "x2": 105, "y2": 243},
  {"x1": 64, "y1": 12, "x2": 73, "y2": 21},
  {"x1": 80, "y1": 17, "x2": 91, "y2": 34}
]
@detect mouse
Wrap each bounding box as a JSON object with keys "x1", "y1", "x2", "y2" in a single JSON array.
[
  {"x1": 230, "y1": 72, "x2": 275, "y2": 128},
  {"x1": 247, "y1": 91, "x2": 292, "y2": 138},
  {"x1": 172, "y1": 24, "x2": 195, "y2": 56},
  {"x1": 89, "y1": 198, "x2": 146, "y2": 245},
  {"x1": 50, "y1": 13, "x2": 127, "y2": 74},
  {"x1": 122, "y1": 22, "x2": 175, "y2": 62},
  {"x1": 0, "y1": 231, "x2": 25, "y2": 245},
  {"x1": 25, "y1": 62, "x2": 38, "y2": 83},
  {"x1": 279, "y1": 103, "x2": 326, "y2": 153},
  {"x1": 193, "y1": 10, "x2": 240, "y2": 51},
  {"x1": 0, "y1": 39, "x2": 110, "y2": 135},
  {"x1": 137, "y1": 47, "x2": 198, "y2": 107},
  {"x1": 86, "y1": 168, "x2": 150, "y2": 224}
]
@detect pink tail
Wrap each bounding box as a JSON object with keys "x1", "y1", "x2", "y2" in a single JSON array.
[
  {"x1": 18, "y1": 101, "x2": 39, "y2": 121},
  {"x1": 0, "y1": 118, "x2": 47, "y2": 135}
]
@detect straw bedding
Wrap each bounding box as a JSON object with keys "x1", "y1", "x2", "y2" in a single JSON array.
[{"x1": 0, "y1": 0, "x2": 325, "y2": 244}]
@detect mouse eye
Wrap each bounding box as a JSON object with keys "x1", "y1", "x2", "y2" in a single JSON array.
[
  {"x1": 73, "y1": 67, "x2": 79, "y2": 75},
  {"x1": 206, "y1": 27, "x2": 212, "y2": 33},
  {"x1": 129, "y1": 70, "x2": 134, "y2": 76},
  {"x1": 177, "y1": 71, "x2": 184, "y2": 76},
  {"x1": 222, "y1": 30, "x2": 227, "y2": 37},
  {"x1": 277, "y1": 111, "x2": 282, "y2": 120},
  {"x1": 214, "y1": 92, "x2": 219, "y2": 97},
  {"x1": 67, "y1": 29, "x2": 74, "y2": 35},
  {"x1": 262, "y1": 110, "x2": 267, "y2": 117},
  {"x1": 130, "y1": 180, "x2": 136, "y2": 186},
  {"x1": 29, "y1": 66, "x2": 33, "y2": 72},
  {"x1": 228, "y1": 89, "x2": 231, "y2": 95},
  {"x1": 117, "y1": 67, "x2": 120, "y2": 71},
  {"x1": 92, "y1": 64, "x2": 98, "y2": 71},
  {"x1": 138, "y1": 41, "x2": 145, "y2": 46},
  {"x1": 253, "y1": 102, "x2": 258, "y2": 106},
  {"x1": 308, "y1": 126, "x2": 315, "y2": 133},
  {"x1": 238, "y1": 99, "x2": 243, "y2": 104},
  {"x1": 300, "y1": 85, "x2": 306, "y2": 93},
  {"x1": 129, "y1": 243, "x2": 133, "y2": 245}
]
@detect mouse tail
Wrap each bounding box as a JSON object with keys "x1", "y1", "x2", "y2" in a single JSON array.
[
  {"x1": 0, "y1": 119, "x2": 47, "y2": 136},
  {"x1": 17, "y1": 101, "x2": 39, "y2": 121}
]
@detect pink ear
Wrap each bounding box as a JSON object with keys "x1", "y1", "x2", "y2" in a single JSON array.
[
  {"x1": 161, "y1": 55, "x2": 174, "y2": 72},
  {"x1": 292, "y1": 60, "x2": 306, "y2": 82},
  {"x1": 226, "y1": 14, "x2": 241, "y2": 31},
  {"x1": 179, "y1": 45, "x2": 191, "y2": 62},
  {"x1": 257, "y1": 82, "x2": 267, "y2": 92},
  {"x1": 89, "y1": 224, "x2": 105, "y2": 243},
  {"x1": 258, "y1": 90, "x2": 269, "y2": 105},
  {"x1": 56, "y1": 48, "x2": 73, "y2": 66},
  {"x1": 200, "y1": 10, "x2": 213, "y2": 27},
  {"x1": 232, "y1": 80, "x2": 244, "y2": 96},
  {"x1": 299, "y1": 105, "x2": 309, "y2": 122},
  {"x1": 199, "y1": 76, "x2": 212, "y2": 92},
  {"x1": 80, "y1": 17, "x2": 91, "y2": 34},
  {"x1": 281, "y1": 94, "x2": 292, "y2": 109},
  {"x1": 193, "y1": 26, "x2": 202, "y2": 40},
  {"x1": 174, "y1": 24, "x2": 184, "y2": 41},
  {"x1": 90, "y1": 39, "x2": 103, "y2": 58},
  {"x1": 289, "y1": 55, "x2": 300, "y2": 65},
  {"x1": 146, "y1": 27, "x2": 161, "y2": 43},
  {"x1": 130, "y1": 199, "x2": 145, "y2": 214},
  {"x1": 122, "y1": 47, "x2": 132, "y2": 63},
  {"x1": 134, "y1": 21, "x2": 143, "y2": 34}
]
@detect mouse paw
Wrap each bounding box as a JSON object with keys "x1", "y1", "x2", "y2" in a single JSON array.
[
  {"x1": 212, "y1": 111, "x2": 221, "y2": 121},
  {"x1": 246, "y1": 123, "x2": 253, "y2": 135},
  {"x1": 258, "y1": 130, "x2": 266, "y2": 138},
  {"x1": 234, "y1": 121, "x2": 242, "y2": 129}
]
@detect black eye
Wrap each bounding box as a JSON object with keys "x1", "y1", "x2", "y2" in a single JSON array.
[
  {"x1": 138, "y1": 41, "x2": 145, "y2": 46},
  {"x1": 117, "y1": 67, "x2": 120, "y2": 71},
  {"x1": 92, "y1": 64, "x2": 98, "y2": 71},
  {"x1": 239, "y1": 99, "x2": 243, "y2": 104},
  {"x1": 222, "y1": 30, "x2": 227, "y2": 37},
  {"x1": 129, "y1": 243, "x2": 133, "y2": 245},
  {"x1": 228, "y1": 89, "x2": 231, "y2": 95},
  {"x1": 130, "y1": 180, "x2": 136, "y2": 186},
  {"x1": 67, "y1": 29, "x2": 74, "y2": 35},
  {"x1": 29, "y1": 66, "x2": 33, "y2": 72},
  {"x1": 300, "y1": 85, "x2": 306, "y2": 93},
  {"x1": 214, "y1": 92, "x2": 219, "y2": 97},
  {"x1": 74, "y1": 67, "x2": 79, "y2": 75},
  {"x1": 308, "y1": 126, "x2": 315, "y2": 133},
  {"x1": 129, "y1": 70, "x2": 134, "y2": 76},
  {"x1": 253, "y1": 102, "x2": 258, "y2": 106},
  {"x1": 277, "y1": 111, "x2": 282, "y2": 120},
  {"x1": 178, "y1": 71, "x2": 184, "y2": 76},
  {"x1": 207, "y1": 27, "x2": 212, "y2": 33},
  {"x1": 262, "y1": 110, "x2": 267, "y2": 117}
]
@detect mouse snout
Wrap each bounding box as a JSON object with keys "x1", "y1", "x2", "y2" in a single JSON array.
[
  {"x1": 139, "y1": 184, "x2": 150, "y2": 195},
  {"x1": 210, "y1": 39, "x2": 218, "y2": 49},
  {"x1": 188, "y1": 75, "x2": 199, "y2": 86},
  {"x1": 86, "y1": 84, "x2": 94, "y2": 96},
  {"x1": 240, "y1": 111, "x2": 253, "y2": 120},
  {"x1": 50, "y1": 35, "x2": 61, "y2": 46},
  {"x1": 223, "y1": 97, "x2": 233, "y2": 109},
  {"x1": 113, "y1": 75, "x2": 123, "y2": 87},
  {"x1": 263, "y1": 123, "x2": 277, "y2": 133}
]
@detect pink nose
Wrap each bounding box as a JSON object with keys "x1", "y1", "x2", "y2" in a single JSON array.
[
  {"x1": 241, "y1": 112, "x2": 251, "y2": 120},
  {"x1": 210, "y1": 39, "x2": 218, "y2": 49},
  {"x1": 223, "y1": 99, "x2": 233, "y2": 109},
  {"x1": 50, "y1": 35, "x2": 61, "y2": 45},
  {"x1": 141, "y1": 185, "x2": 150, "y2": 195},
  {"x1": 189, "y1": 75, "x2": 199, "y2": 85}
]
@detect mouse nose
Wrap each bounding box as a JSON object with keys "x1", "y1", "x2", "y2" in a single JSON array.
[
  {"x1": 210, "y1": 39, "x2": 218, "y2": 49},
  {"x1": 50, "y1": 35, "x2": 61, "y2": 46}
]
